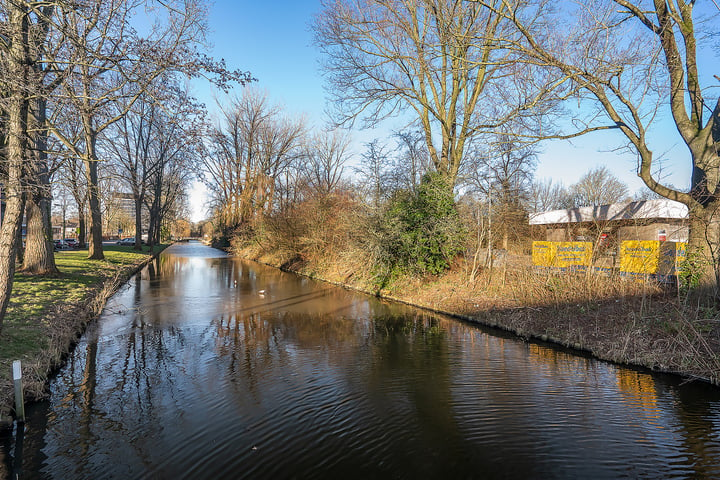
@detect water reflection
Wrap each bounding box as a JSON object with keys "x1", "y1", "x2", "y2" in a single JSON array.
[{"x1": 4, "y1": 242, "x2": 720, "y2": 479}]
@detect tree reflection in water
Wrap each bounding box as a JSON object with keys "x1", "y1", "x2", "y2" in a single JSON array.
[{"x1": 5, "y1": 242, "x2": 720, "y2": 479}]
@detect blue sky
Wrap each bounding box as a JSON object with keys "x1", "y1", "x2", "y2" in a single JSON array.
[
  {"x1": 193, "y1": 1, "x2": 326, "y2": 124},
  {"x1": 189, "y1": 0, "x2": 701, "y2": 220}
]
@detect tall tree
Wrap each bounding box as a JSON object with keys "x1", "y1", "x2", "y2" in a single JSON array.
[
  {"x1": 301, "y1": 130, "x2": 351, "y2": 197},
  {"x1": 105, "y1": 92, "x2": 163, "y2": 250},
  {"x1": 59, "y1": 156, "x2": 88, "y2": 248},
  {"x1": 314, "y1": 0, "x2": 552, "y2": 186},
  {"x1": 488, "y1": 136, "x2": 537, "y2": 248},
  {"x1": 462, "y1": 133, "x2": 537, "y2": 248},
  {"x1": 21, "y1": 2, "x2": 61, "y2": 274},
  {"x1": 355, "y1": 139, "x2": 390, "y2": 209},
  {"x1": 528, "y1": 178, "x2": 568, "y2": 212},
  {"x1": 564, "y1": 166, "x2": 630, "y2": 208},
  {"x1": 390, "y1": 130, "x2": 431, "y2": 192},
  {"x1": 500, "y1": 0, "x2": 720, "y2": 295},
  {"x1": 0, "y1": 0, "x2": 32, "y2": 332},
  {"x1": 143, "y1": 89, "x2": 201, "y2": 246},
  {"x1": 202, "y1": 91, "x2": 305, "y2": 236},
  {"x1": 48, "y1": 0, "x2": 250, "y2": 259}
]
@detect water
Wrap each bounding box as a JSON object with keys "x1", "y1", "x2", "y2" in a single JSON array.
[{"x1": 3, "y1": 242, "x2": 720, "y2": 479}]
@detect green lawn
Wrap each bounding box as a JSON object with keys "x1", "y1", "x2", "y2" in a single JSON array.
[{"x1": 0, "y1": 245, "x2": 165, "y2": 399}]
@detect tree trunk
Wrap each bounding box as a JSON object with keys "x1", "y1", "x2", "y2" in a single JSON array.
[
  {"x1": 78, "y1": 207, "x2": 87, "y2": 248},
  {"x1": 22, "y1": 197, "x2": 57, "y2": 274},
  {"x1": 146, "y1": 214, "x2": 157, "y2": 247},
  {"x1": 85, "y1": 159, "x2": 104, "y2": 259},
  {"x1": 14, "y1": 194, "x2": 26, "y2": 266},
  {"x1": 685, "y1": 204, "x2": 720, "y2": 302},
  {"x1": 22, "y1": 97, "x2": 58, "y2": 274},
  {"x1": 83, "y1": 128, "x2": 104, "y2": 260},
  {"x1": 146, "y1": 197, "x2": 159, "y2": 246},
  {"x1": 0, "y1": 2, "x2": 30, "y2": 331},
  {"x1": 134, "y1": 195, "x2": 143, "y2": 251}
]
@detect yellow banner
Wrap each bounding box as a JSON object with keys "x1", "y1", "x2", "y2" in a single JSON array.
[
  {"x1": 658, "y1": 242, "x2": 686, "y2": 275},
  {"x1": 555, "y1": 242, "x2": 592, "y2": 267},
  {"x1": 531, "y1": 241, "x2": 555, "y2": 267},
  {"x1": 532, "y1": 241, "x2": 592, "y2": 268},
  {"x1": 620, "y1": 241, "x2": 686, "y2": 275},
  {"x1": 620, "y1": 241, "x2": 659, "y2": 274}
]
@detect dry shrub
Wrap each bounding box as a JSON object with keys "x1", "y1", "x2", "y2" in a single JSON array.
[
  {"x1": 236, "y1": 190, "x2": 367, "y2": 275},
  {"x1": 498, "y1": 268, "x2": 661, "y2": 307}
]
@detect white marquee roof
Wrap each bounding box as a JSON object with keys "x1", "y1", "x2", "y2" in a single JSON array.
[{"x1": 529, "y1": 199, "x2": 688, "y2": 225}]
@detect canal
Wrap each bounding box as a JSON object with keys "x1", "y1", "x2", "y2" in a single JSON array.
[{"x1": 3, "y1": 241, "x2": 720, "y2": 479}]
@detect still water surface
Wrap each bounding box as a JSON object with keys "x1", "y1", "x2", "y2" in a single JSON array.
[{"x1": 3, "y1": 242, "x2": 720, "y2": 479}]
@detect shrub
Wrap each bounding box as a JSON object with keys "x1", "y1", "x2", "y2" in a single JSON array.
[{"x1": 373, "y1": 172, "x2": 466, "y2": 281}]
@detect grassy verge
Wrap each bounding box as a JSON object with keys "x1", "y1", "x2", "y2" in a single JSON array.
[
  {"x1": 236, "y1": 243, "x2": 720, "y2": 386},
  {"x1": 0, "y1": 245, "x2": 167, "y2": 426}
]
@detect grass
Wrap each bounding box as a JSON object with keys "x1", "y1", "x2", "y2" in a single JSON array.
[{"x1": 0, "y1": 245, "x2": 166, "y2": 423}]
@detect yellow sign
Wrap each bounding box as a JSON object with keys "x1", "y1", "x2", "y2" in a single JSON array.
[
  {"x1": 620, "y1": 241, "x2": 659, "y2": 274},
  {"x1": 532, "y1": 241, "x2": 592, "y2": 268},
  {"x1": 555, "y1": 242, "x2": 592, "y2": 267},
  {"x1": 620, "y1": 241, "x2": 686, "y2": 275},
  {"x1": 531, "y1": 241, "x2": 554, "y2": 267}
]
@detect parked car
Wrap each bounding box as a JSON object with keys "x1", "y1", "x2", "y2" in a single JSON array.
[
  {"x1": 54, "y1": 239, "x2": 70, "y2": 251},
  {"x1": 63, "y1": 238, "x2": 79, "y2": 249},
  {"x1": 117, "y1": 237, "x2": 137, "y2": 246}
]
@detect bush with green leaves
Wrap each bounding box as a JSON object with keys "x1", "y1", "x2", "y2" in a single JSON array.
[{"x1": 373, "y1": 172, "x2": 466, "y2": 281}]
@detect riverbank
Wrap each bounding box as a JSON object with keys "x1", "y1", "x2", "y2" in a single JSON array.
[
  {"x1": 0, "y1": 245, "x2": 167, "y2": 428},
  {"x1": 234, "y1": 244, "x2": 720, "y2": 386}
]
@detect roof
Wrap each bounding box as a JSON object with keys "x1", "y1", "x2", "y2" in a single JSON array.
[{"x1": 529, "y1": 199, "x2": 688, "y2": 225}]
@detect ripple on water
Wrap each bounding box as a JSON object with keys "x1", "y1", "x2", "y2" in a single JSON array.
[{"x1": 8, "y1": 245, "x2": 720, "y2": 480}]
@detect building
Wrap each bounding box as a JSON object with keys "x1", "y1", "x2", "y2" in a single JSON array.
[
  {"x1": 530, "y1": 199, "x2": 689, "y2": 270},
  {"x1": 530, "y1": 199, "x2": 689, "y2": 244},
  {"x1": 109, "y1": 191, "x2": 147, "y2": 238},
  {"x1": 112, "y1": 192, "x2": 136, "y2": 218}
]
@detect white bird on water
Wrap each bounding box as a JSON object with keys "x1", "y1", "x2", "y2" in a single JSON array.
[{"x1": 258, "y1": 289, "x2": 266, "y2": 296}]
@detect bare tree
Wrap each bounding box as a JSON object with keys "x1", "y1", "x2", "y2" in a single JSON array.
[
  {"x1": 145, "y1": 156, "x2": 191, "y2": 245},
  {"x1": 389, "y1": 129, "x2": 432, "y2": 192},
  {"x1": 498, "y1": 0, "x2": 720, "y2": 295},
  {"x1": 489, "y1": 136, "x2": 537, "y2": 248},
  {"x1": 0, "y1": 0, "x2": 250, "y2": 328},
  {"x1": 48, "y1": 0, "x2": 250, "y2": 259},
  {"x1": 301, "y1": 130, "x2": 352, "y2": 197},
  {"x1": 314, "y1": 0, "x2": 553, "y2": 187},
  {"x1": 355, "y1": 139, "x2": 391, "y2": 208},
  {"x1": 142, "y1": 90, "x2": 202, "y2": 246},
  {"x1": 462, "y1": 133, "x2": 537, "y2": 249},
  {"x1": 202, "y1": 91, "x2": 305, "y2": 237},
  {"x1": 104, "y1": 91, "x2": 164, "y2": 250},
  {"x1": 564, "y1": 166, "x2": 630, "y2": 208},
  {"x1": 529, "y1": 178, "x2": 568, "y2": 213},
  {"x1": 0, "y1": 0, "x2": 31, "y2": 331},
  {"x1": 58, "y1": 156, "x2": 88, "y2": 248},
  {"x1": 21, "y1": 2, "x2": 63, "y2": 275}
]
